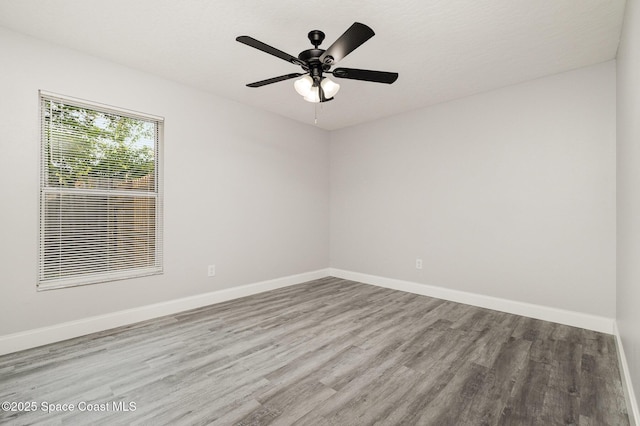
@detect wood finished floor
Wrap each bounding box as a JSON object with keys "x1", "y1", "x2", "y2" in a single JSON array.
[{"x1": 0, "y1": 277, "x2": 630, "y2": 425}]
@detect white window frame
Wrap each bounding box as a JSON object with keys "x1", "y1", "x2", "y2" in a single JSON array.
[{"x1": 38, "y1": 91, "x2": 164, "y2": 290}]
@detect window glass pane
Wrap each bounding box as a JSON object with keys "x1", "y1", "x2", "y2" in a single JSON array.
[
  {"x1": 41, "y1": 192, "x2": 157, "y2": 282},
  {"x1": 43, "y1": 99, "x2": 156, "y2": 191}
]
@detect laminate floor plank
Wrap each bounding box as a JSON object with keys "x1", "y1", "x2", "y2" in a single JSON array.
[{"x1": 0, "y1": 278, "x2": 630, "y2": 425}]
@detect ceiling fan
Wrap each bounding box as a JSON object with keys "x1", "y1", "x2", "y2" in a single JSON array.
[{"x1": 236, "y1": 22, "x2": 398, "y2": 103}]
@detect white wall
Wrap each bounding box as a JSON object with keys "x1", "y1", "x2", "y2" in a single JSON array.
[
  {"x1": 330, "y1": 61, "x2": 616, "y2": 318},
  {"x1": 0, "y1": 27, "x2": 330, "y2": 335},
  {"x1": 617, "y1": 0, "x2": 640, "y2": 410}
]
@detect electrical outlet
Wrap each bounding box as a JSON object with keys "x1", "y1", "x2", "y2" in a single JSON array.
[
  {"x1": 208, "y1": 264, "x2": 216, "y2": 277},
  {"x1": 415, "y1": 258, "x2": 423, "y2": 270}
]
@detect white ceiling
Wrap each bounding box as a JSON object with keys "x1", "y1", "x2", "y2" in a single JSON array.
[{"x1": 0, "y1": 0, "x2": 627, "y2": 130}]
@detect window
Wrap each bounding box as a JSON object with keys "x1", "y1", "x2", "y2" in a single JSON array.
[{"x1": 39, "y1": 91, "x2": 163, "y2": 290}]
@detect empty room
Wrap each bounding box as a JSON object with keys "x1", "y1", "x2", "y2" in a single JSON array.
[{"x1": 0, "y1": 0, "x2": 639, "y2": 424}]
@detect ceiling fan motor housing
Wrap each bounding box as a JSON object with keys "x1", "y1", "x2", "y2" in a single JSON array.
[
  {"x1": 299, "y1": 30, "x2": 333, "y2": 80},
  {"x1": 298, "y1": 48, "x2": 325, "y2": 65}
]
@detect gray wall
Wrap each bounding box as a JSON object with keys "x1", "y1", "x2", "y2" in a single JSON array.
[
  {"x1": 330, "y1": 61, "x2": 616, "y2": 318},
  {"x1": 617, "y1": 0, "x2": 640, "y2": 409},
  {"x1": 0, "y1": 27, "x2": 330, "y2": 335}
]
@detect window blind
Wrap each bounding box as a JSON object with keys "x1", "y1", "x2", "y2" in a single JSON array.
[{"x1": 39, "y1": 92, "x2": 163, "y2": 289}]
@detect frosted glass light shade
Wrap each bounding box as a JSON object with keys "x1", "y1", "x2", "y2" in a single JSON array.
[
  {"x1": 321, "y1": 78, "x2": 340, "y2": 98},
  {"x1": 294, "y1": 76, "x2": 313, "y2": 96},
  {"x1": 303, "y1": 86, "x2": 320, "y2": 103}
]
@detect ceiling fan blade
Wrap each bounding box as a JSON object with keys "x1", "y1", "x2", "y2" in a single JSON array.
[
  {"x1": 319, "y1": 22, "x2": 375, "y2": 65},
  {"x1": 332, "y1": 68, "x2": 399, "y2": 84},
  {"x1": 246, "y1": 73, "x2": 304, "y2": 88},
  {"x1": 236, "y1": 36, "x2": 305, "y2": 67}
]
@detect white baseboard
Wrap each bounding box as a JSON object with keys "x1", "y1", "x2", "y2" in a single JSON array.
[
  {"x1": 0, "y1": 268, "x2": 330, "y2": 356},
  {"x1": 329, "y1": 268, "x2": 615, "y2": 334},
  {"x1": 0, "y1": 267, "x2": 617, "y2": 353},
  {"x1": 614, "y1": 323, "x2": 640, "y2": 426}
]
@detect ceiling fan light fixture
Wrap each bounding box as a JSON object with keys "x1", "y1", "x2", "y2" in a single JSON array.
[
  {"x1": 321, "y1": 77, "x2": 340, "y2": 98},
  {"x1": 294, "y1": 75, "x2": 314, "y2": 96},
  {"x1": 303, "y1": 86, "x2": 320, "y2": 103},
  {"x1": 296, "y1": 76, "x2": 340, "y2": 102}
]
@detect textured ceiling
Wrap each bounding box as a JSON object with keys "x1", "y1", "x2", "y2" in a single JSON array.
[{"x1": 0, "y1": 0, "x2": 627, "y2": 130}]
